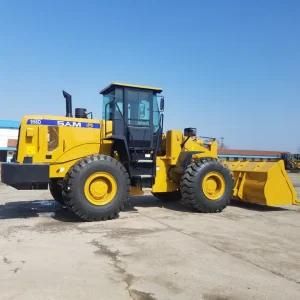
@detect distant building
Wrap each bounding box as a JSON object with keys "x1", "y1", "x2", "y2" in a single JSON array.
[
  {"x1": 218, "y1": 148, "x2": 287, "y2": 161},
  {"x1": 0, "y1": 120, "x2": 19, "y2": 162}
]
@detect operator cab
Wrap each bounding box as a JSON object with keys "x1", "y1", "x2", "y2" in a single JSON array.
[{"x1": 100, "y1": 82, "x2": 164, "y2": 188}]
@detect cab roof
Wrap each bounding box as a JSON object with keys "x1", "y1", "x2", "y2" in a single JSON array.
[{"x1": 100, "y1": 82, "x2": 162, "y2": 94}]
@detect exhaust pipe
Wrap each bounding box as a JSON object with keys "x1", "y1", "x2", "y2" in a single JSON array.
[{"x1": 62, "y1": 90, "x2": 73, "y2": 117}]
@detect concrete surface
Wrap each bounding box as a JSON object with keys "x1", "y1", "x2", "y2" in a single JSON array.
[{"x1": 0, "y1": 174, "x2": 300, "y2": 300}]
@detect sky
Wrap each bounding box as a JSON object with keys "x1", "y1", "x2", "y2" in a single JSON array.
[{"x1": 0, "y1": 0, "x2": 299, "y2": 152}]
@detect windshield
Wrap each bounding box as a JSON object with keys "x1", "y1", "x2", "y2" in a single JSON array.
[
  {"x1": 102, "y1": 93, "x2": 114, "y2": 120},
  {"x1": 102, "y1": 92, "x2": 124, "y2": 120}
]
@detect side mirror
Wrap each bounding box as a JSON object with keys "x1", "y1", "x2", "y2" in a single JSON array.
[{"x1": 160, "y1": 97, "x2": 165, "y2": 111}]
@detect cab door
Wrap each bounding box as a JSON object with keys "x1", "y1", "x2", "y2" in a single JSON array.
[{"x1": 124, "y1": 89, "x2": 153, "y2": 149}]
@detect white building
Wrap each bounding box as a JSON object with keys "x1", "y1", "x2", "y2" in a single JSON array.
[{"x1": 0, "y1": 120, "x2": 19, "y2": 162}]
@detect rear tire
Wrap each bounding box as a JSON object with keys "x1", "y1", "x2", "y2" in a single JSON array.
[
  {"x1": 49, "y1": 179, "x2": 65, "y2": 205},
  {"x1": 152, "y1": 191, "x2": 181, "y2": 201},
  {"x1": 62, "y1": 154, "x2": 129, "y2": 221},
  {"x1": 181, "y1": 159, "x2": 233, "y2": 213}
]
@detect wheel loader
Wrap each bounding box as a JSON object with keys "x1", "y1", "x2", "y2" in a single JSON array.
[
  {"x1": 1, "y1": 83, "x2": 299, "y2": 221},
  {"x1": 281, "y1": 153, "x2": 300, "y2": 172}
]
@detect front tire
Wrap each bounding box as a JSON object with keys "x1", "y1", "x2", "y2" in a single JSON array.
[
  {"x1": 181, "y1": 159, "x2": 233, "y2": 213},
  {"x1": 62, "y1": 155, "x2": 129, "y2": 221}
]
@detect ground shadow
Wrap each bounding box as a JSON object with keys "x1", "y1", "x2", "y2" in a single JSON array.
[
  {"x1": 126, "y1": 195, "x2": 195, "y2": 213},
  {"x1": 129, "y1": 196, "x2": 293, "y2": 212},
  {"x1": 229, "y1": 199, "x2": 291, "y2": 211},
  {"x1": 0, "y1": 199, "x2": 82, "y2": 222},
  {"x1": 0, "y1": 195, "x2": 195, "y2": 222},
  {"x1": 0, "y1": 195, "x2": 292, "y2": 222}
]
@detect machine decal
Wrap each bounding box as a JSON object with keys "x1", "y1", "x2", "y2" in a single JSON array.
[{"x1": 26, "y1": 119, "x2": 100, "y2": 128}]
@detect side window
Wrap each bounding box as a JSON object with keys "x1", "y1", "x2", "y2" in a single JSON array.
[
  {"x1": 115, "y1": 100, "x2": 123, "y2": 119},
  {"x1": 153, "y1": 95, "x2": 160, "y2": 132},
  {"x1": 116, "y1": 101, "x2": 123, "y2": 114}
]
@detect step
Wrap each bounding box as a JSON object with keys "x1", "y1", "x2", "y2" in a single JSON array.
[
  {"x1": 132, "y1": 174, "x2": 153, "y2": 178},
  {"x1": 136, "y1": 160, "x2": 153, "y2": 163}
]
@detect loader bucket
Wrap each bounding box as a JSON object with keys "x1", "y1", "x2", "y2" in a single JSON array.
[{"x1": 223, "y1": 160, "x2": 299, "y2": 206}]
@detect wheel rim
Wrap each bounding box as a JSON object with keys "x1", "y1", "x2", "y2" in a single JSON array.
[
  {"x1": 202, "y1": 171, "x2": 225, "y2": 201},
  {"x1": 84, "y1": 172, "x2": 117, "y2": 205}
]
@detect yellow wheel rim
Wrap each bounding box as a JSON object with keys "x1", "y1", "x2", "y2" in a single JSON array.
[
  {"x1": 84, "y1": 172, "x2": 117, "y2": 206},
  {"x1": 202, "y1": 171, "x2": 226, "y2": 201}
]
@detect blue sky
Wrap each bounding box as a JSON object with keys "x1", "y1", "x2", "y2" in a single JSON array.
[{"x1": 0, "y1": 0, "x2": 299, "y2": 151}]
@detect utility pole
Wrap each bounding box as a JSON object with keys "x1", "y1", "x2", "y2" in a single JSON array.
[{"x1": 220, "y1": 137, "x2": 224, "y2": 149}]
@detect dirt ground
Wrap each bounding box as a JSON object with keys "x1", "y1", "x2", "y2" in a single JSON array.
[{"x1": 0, "y1": 173, "x2": 300, "y2": 300}]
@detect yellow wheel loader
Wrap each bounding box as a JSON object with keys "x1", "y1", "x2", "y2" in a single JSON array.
[{"x1": 1, "y1": 83, "x2": 298, "y2": 221}]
